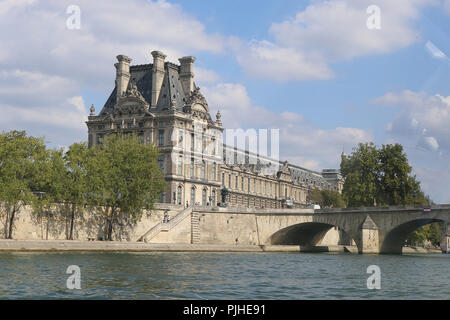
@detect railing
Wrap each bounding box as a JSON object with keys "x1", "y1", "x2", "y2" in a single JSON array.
[
  {"x1": 137, "y1": 206, "x2": 193, "y2": 242},
  {"x1": 161, "y1": 206, "x2": 193, "y2": 231}
]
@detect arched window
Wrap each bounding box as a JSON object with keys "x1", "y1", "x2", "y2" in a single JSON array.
[
  {"x1": 191, "y1": 187, "x2": 196, "y2": 205},
  {"x1": 212, "y1": 190, "x2": 216, "y2": 206},
  {"x1": 158, "y1": 156, "x2": 164, "y2": 173},
  {"x1": 158, "y1": 130, "x2": 165, "y2": 146},
  {"x1": 177, "y1": 155, "x2": 183, "y2": 175},
  {"x1": 202, "y1": 189, "x2": 207, "y2": 206},
  {"x1": 177, "y1": 186, "x2": 182, "y2": 205}
]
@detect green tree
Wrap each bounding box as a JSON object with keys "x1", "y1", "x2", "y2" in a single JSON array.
[
  {"x1": 341, "y1": 142, "x2": 428, "y2": 207},
  {"x1": 322, "y1": 190, "x2": 346, "y2": 208},
  {"x1": 63, "y1": 143, "x2": 89, "y2": 240},
  {"x1": 378, "y1": 144, "x2": 423, "y2": 205},
  {"x1": 29, "y1": 148, "x2": 66, "y2": 238},
  {"x1": 0, "y1": 131, "x2": 47, "y2": 239},
  {"x1": 407, "y1": 222, "x2": 444, "y2": 247},
  {"x1": 307, "y1": 189, "x2": 345, "y2": 208},
  {"x1": 341, "y1": 142, "x2": 379, "y2": 207},
  {"x1": 307, "y1": 189, "x2": 324, "y2": 206},
  {"x1": 87, "y1": 134, "x2": 165, "y2": 240}
]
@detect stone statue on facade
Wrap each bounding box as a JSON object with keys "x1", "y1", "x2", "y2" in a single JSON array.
[{"x1": 218, "y1": 187, "x2": 229, "y2": 207}]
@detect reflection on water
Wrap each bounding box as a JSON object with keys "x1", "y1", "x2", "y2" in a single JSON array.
[{"x1": 0, "y1": 252, "x2": 448, "y2": 299}]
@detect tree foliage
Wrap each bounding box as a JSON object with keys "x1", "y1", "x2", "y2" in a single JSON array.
[
  {"x1": 307, "y1": 189, "x2": 345, "y2": 208},
  {"x1": 341, "y1": 142, "x2": 427, "y2": 207},
  {"x1": 0, "y1": 131, "x2": 47, "y2": 238},
  {"x1": 62, "y1": 143, "x2": 89, "y2": 239},
  {"x1": 407, "y1": 222, "x2": 444, "y2": 247},
  {"x1": 0, "y1": 130, "x2": 165, "y2": 240},
  {"x1": 86, "y1": 134, "x2": 165, "y2": 240}
]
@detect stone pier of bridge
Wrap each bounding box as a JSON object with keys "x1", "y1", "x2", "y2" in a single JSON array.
[{"x1": 442, "y1": 223, "x2": 450, "y2": 254}]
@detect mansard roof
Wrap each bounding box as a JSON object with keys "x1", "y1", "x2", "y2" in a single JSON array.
[
  {"x1": 99, "y1": 62, "x2": 187, "y2": 116},
  {"x1": 221, "y1": 144, "x2": 339, "y2": 187}
]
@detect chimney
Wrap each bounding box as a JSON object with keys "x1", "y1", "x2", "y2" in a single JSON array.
[
  {"x1": 151, "y1": 50, "x2": 166, "y2": 107},
  {"x1": 114, "y1": 55, "x2": 132, "y2": 101},
  {"x1": 178, "y1": 56, "x2": 196, "y2": 96}
]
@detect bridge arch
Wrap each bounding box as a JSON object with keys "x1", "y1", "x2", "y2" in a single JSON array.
[
  {"x1": 268, "y1": 222, "x2": 354, "y2": 247},
  {"x1": 380, "y1": 218, "x2": 445, "y2": 254}
]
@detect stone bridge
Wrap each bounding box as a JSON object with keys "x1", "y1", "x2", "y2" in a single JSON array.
[{"x1": 193, "y1": 205, "x2": 450, "y2": 254}]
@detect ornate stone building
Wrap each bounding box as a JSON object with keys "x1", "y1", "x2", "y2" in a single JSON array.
[{"x1": 86, "y1": 51, "x2": 344, "y2": 208}]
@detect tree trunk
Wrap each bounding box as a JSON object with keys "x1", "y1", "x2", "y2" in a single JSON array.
[
  {"x1": 69, "y1": 203, "x2": 75, "y2": 240},
  {"x1": 108, "y1": 220, "x2": 113, "y2": 241},
  {"x1": 3, "y1": 209, "x2": 9, "y2": 239},
  {"x1": 7, "y1": 205, "x2": 16, "y2": 239},
  {"x1": 107, "y1": 207, "x2": 115, "y2": 241}
]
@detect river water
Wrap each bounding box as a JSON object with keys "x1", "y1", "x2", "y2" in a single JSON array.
[{"x1": 0, "y1": 252, "x2": 448, "y2": 299}]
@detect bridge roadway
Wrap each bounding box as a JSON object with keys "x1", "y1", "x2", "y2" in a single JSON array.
[{"x1": 193, "y1": 204, "x2": 450, "y2": 254}]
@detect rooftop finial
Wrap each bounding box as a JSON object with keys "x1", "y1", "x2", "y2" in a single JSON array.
[
  {"x1": 90, "y1": 104, "x2": 95, "y2": 116},
  {"x1": 216, "y1": 110, "x2": 222, "y2": 126}
]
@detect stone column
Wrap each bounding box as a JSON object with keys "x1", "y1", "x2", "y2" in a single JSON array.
[
  {"x1": 151, "y1": 50, "x2": 166, "y2": 108},
  {"x1": 442, "y1": 223, "x2": 450, "y2": 254},
  {"x1": 360, "y1": 215, "x2": 380, "y2": 254},
  {"x1": 114, "y1": 55, "x2": 132, "y2": 101},
  {"x1": 179, "y1": 56, "x2": 196, "y2": 96}
]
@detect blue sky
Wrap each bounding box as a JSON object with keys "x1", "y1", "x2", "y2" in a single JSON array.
[{"x1": 0, "y1": 0, "x2": 449, "y2": 202}]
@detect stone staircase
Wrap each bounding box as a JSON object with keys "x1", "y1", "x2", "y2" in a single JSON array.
[
  {"x1": 137, "y1": 206, "x2": 193, "y2": 242},
  {"x1": 191, "y1": 210, "x2": 200, "y2": 244}
]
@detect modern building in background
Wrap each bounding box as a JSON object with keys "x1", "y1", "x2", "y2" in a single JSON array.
[{"x1": 86, "y1": 51, "x2": 344, "y2": 208}]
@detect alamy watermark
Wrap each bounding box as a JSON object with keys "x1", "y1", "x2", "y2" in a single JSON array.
[
  {"x1": 66, "y1": 265, "x2": 81, "y2": 289},
  {"x1": 366, "y1": 5, "x2": 381, "y2": 30},
  {"x1": 66, "y1": 5, "x2": 81, "y2": 30},
  {"x1": 366, "y1": 265, "x2": 381, "y2": 289}
]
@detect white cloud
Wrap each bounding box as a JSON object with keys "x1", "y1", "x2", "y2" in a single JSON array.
[
  {"x1": 195, "y1": 67, "x2": 220, "y2": 84},
  {"x1": 0, "y1": 0, "x2": 226, "y2": 145},
  {"x1": 0, "y1": 69, "x2": 87, "y2": 145},
  {"x1": 0, "y1": 0, "x2": 35, "y2": 15},
  {"x1": 374, "y1": 90, "x2": 450, "y2": 153},
  {"x1": 203, "y1": 83, "x2": 372, "y2": 170},
  {"x1": 0, "y1": 0, "x2": 225, "y2": 89},
  {"x1": 234, "y1": 40, "x2": 334, "y2": 81},
  {"x1": 373, "y1": 90, "x2": 450, "y2": 203},
  {"x1": 234, "y1": 0, "x2": 435, "y2": 81},
  {"x1": 425, "y1": 41, "x2": 448, "y2": 59}
]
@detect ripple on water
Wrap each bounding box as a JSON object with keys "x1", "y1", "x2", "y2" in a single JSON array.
[{"x1": 0, "y1": 252, "x2": 449, "y2": 299}]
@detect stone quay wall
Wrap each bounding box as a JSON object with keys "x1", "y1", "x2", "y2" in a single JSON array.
[{"x1": 0, "y1": 203, "x2": 345, "y2": 246}]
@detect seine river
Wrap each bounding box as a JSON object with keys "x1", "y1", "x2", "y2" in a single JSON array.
[{"x1": 0, "y1": 252, "x2": 448, "y2": 299}]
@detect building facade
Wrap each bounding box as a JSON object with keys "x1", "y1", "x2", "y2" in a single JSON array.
[{"x1": 86, "y1": 51, "x2": 344, "y2": 209}]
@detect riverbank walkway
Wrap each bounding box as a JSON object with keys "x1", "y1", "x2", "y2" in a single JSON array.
[{"x1": 0, "y1": 240, "x2": 442, "y2": 254}]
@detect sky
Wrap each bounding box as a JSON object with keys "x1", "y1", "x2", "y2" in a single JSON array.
[{"x1": 0, "y1": 0, "x2": 450, "y2": 202}]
